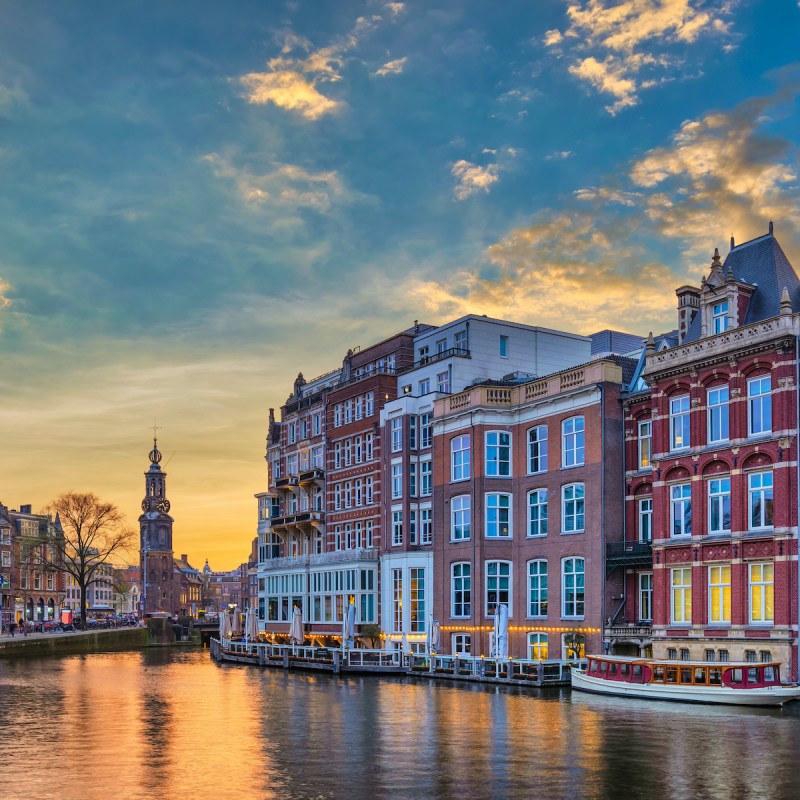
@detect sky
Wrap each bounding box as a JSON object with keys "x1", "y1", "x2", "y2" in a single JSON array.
[{"x1": 2, "y1": 0, "x2": 800, "y2": 569}]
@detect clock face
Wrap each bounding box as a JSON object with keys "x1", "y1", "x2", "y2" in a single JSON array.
[
  {"x1": 141, "y1": 499, "x2": 149, "y2": 512},
  {"x1": 157, "y1": 499, "x2": 171, "y2": 513}
]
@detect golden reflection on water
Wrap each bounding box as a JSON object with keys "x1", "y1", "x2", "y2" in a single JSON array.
[{"x1": 0, "y1": 651, "x2": 799, "y2": 800}]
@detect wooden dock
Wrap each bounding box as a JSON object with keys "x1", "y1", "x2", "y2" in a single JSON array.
[{"x1": 210, "y1": 639, "x2": 578, "y2": 687}]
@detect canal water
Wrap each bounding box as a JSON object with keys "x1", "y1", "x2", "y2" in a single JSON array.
[{"x1": 1, "y1": 649, "x2": 799, "y2": 800}]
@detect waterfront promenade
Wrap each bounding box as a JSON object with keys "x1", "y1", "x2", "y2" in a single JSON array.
[{"x1": 0, "y1": 625, "x2": 149, "y2": 657}]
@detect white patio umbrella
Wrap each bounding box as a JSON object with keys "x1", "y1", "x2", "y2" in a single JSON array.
[
  {"x1": 244, "y1": 608, "x2": 258, "y2": 642},
  {"x1": 219, "y1": 611, "x2": 231, "y2": 639},
  {"x1": 231, "y1": 607, "x2": 243, "y2": 636},
  {"x1": 289, "y1": 605, "x2": 304, "y2": 647},
  {"x1": 427, "y1": 616, "x2": 441, "y2": 655},
  {"x1": 493, "y1": 604, "x2": 509, "y2": 659},
  {"x1": 343, "y1": 601, "x2": 356, "y2": 650}
]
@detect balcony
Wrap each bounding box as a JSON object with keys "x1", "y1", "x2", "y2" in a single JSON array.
[
  {"x1": 298, "y1": 468, "x2": 324, "y2": 485},
  {"x1": 274, "y1": 476, "x2": 298, "y2": 489},
  {"x1": 400, "y1": 347, "x2": 471, "y2": 373},
  {"x1": 270, "y1": 511, "x2": 324, "y2": 531},
  {"x1": 606, "y1": 541, "x2": 652, "y2": 574},
  {"x1": 261, "y1": 548, "x2": 380, "y2": 572}
]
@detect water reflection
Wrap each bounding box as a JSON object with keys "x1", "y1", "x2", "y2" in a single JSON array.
[{"x1": 0, "y1": 651, "x2": 798, "y2": 800}]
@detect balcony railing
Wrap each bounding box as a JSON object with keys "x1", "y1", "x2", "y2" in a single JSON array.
[
  {"x1": 606, "y1": 624, "x2": 653, "y2": 640},
  {"x1": 261, "y1": 548, "x2": 380, "y2": 572},
  {"x1": 606, "y1": 540, "x2": 653, "y2": 573},
  {"x1": 270, "y1": 511, "x2": 325, "y2": 528},
  {"x1": 400, "y1": 347, "x2": 471, "y2": 373}
]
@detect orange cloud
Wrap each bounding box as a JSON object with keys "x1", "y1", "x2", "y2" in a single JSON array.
[{"x1": 548, "y1": 0, "x2": 736, "y2": 112}]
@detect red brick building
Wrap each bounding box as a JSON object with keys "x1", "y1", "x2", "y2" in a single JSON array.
[
  {"x1": 431, "y1": 357, "x2": 633, "y2": 660},
  {"x1": 619, "y1": 226, "x2": 799, "y2": 680}
]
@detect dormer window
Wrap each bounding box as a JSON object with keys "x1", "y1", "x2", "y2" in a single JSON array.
[{"x1": 712, "y1": 301, "x2": 729, "y2": 333}]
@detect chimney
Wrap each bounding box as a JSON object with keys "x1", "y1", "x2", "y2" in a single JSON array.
[
  {"x1": 675, "y1": 285, "x2": 701, "y2": 343},
  {"x1": 20, "y1": 504, "x2": 32, "y2": 514},
  {"x1": 181, "y1": 554, "x2": 188, "y2": 562}
]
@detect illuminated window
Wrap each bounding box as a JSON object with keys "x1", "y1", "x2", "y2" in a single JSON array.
[
  {"x1": 749, "y1": 562, "x2": 774, "y2": 624},
  {"x1": 671, "y1": 567, "x2": 692, "y2": 624},
  {"x1": 485, "y1": 493, "x2": 512, "y2": 538},
  {"x1": 638, "y1": 420, "x2": 652, "y2": 469},
  {"x1": 410, "y1": 568, "x2": 425, "y2": 633},
  {"x1": 639, "y1": 573, "x2": 653, "y2": 622},
  {"x1": 670, "y1": 395, "x2": 690, "y2": 451},
  {"x1": 528, "y1": 632, "x2": 548, "y2": 660},
  {"x1": 708, "y1": 564, "x2": 731, "y2": 624}
]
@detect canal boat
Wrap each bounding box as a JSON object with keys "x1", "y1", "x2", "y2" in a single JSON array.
[{"x1": 571, "y1": 655, "x2": 800, "y2": 706}]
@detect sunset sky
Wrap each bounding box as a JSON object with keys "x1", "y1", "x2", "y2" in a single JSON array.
[{"x1": 2, "y1": 1, "x2": 800, "y2": 569}]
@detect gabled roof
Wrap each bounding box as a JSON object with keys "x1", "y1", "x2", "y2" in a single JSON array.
[{"x1": 683, "y1": 228, "x2": 800, "y2": 343}]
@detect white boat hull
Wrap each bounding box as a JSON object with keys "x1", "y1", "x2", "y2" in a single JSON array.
[{"x1": 571, "y1": 668, "x2": 800, "y2": 707}]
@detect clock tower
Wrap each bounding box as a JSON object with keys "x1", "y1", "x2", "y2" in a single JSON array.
[{"x1": 139, "y1": 436, "x2": 175, "y2": 615}]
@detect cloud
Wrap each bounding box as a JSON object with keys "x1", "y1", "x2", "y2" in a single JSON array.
[
  {"x1": 547, "y1": 0, "x2": 736, "y2": 112},
  {"x1": 451, "y1": 147, "x2": 518, "y2": 200},
  {"x1": 239, "y1": 14, "x2": 389, "y2": 118},
  {"x1": 239, "y1": 69, "x2": 340, "y2": 119},
  {"x1": 0, "y1": 276, "x2": 12, "y2": 329},
  {"x1": 0, "y1": 80, "x2": 28, "y2": 115},
  {"x1": 451, "y1": 160, "x2": 500, "y2": 200},
  {"x1": 385, "y1": 2, "x2": 406, "y2": 16},
  {"x1": 395, "y1": 83, "x2": 800, "y2": 334},
  {"x1": 375, "y1": 57, "x2": 407, "y2": 76},
  {"x1": 201, "y1": 154, "x2": 350, "y2": 212},
  {"x1": 546, "y1": 150, "x2": 574, "y2": 160}
]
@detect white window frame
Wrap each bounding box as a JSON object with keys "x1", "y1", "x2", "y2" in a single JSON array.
[
  {"x1": 707, "y1": 385, "x2": 729, "y2": 444},
  {"x1": 451, "y1": 495, "x2": 471, "y2": 541},
  {"x1": 748, "y1": 470, "x2": 774, "y2": 530},
  {"x1": 669, "y1": 394, "x2": 690, "y2": 451},
  {"x1": 485, "y1": 493, "x2": 512, "y2": 539},
  {"x1": 748, "y1": 375, "x2": 772, "y2": 436},
  {"x1": 392, "y1": 509, "x2": 403, "y2": 547},
  {"x1": 485, "y1": 561, "x2": 512, "y2": 616},
  {"x1": 391, "y1": 463, "x2": 403, "y2": 500},
  {"x1": 527, "y1": 425, "x2": 548, "y2": 474},
  {"x1": 670, "y1": 483, "x2": 692, "y2": 538},
  {"x1": 561, "y1": 483, "x2": 585, "y2": 533},
  {"x1": 391, "y1": 417, "x2": 403, "y2": 452},
  {"x1": 451, "y1": 562, "x2": 471, "y2": 618},
  {"x1": 639, "y1": 572, "x2": 653, "y2": 622},
  {"x1": 561, "y1": 557, "x2": 585, "y2": 619},
  {"x1": 420, "y1": 507, "x2": 433, "y2": 545},
  {"x1": 638, "y1": 496, "x2": 653, "y2": 543},
  {"x1": 562, "y1": 417, "x2": 585, "y2": 468},
  {"x1": 527, "y1": 489, "x2": 548, "y2": 537},
  {"x1": 451, "y1": 434, "x2": 470, "y2": 482},
  {"x1": 485, "y1": 431, "x2": 511, "y2": 477},
  {"x1": 527, "y1": 560, "x2": 548, "y2": 618},
  {"x1": 748, "y1": 562, "x2": 774, "y2": 625},
  {"x1": 670, "y1": 566, "x2": 692, "y2": 624},
  {"x1": 638, "y1": 420, "x2": 652, "y2": 470},
  {"x1": 712, "y1": 300, "x2": 729, "y2": 333},
  {"x1": 708, "y1": 564, "x2": 731, "y2": 625},
  {"x1": 420, "y1": 459, "x2": 433, "y2": 497},
  {"x1": 708, "y1": 477, "x2": 731, "y2": 535}
]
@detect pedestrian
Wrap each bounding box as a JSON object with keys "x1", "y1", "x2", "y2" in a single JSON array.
[
  {"x1": 23, "y1": 620, "x2": 29, "y2": 636},
  {"x1": 10, "y1": 622, "x2": 16, "y2": 637}
]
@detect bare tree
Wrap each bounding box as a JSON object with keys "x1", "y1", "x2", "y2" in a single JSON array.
[{"x1": 45, "y1": 493, "x2": 135, "y2": 629}]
